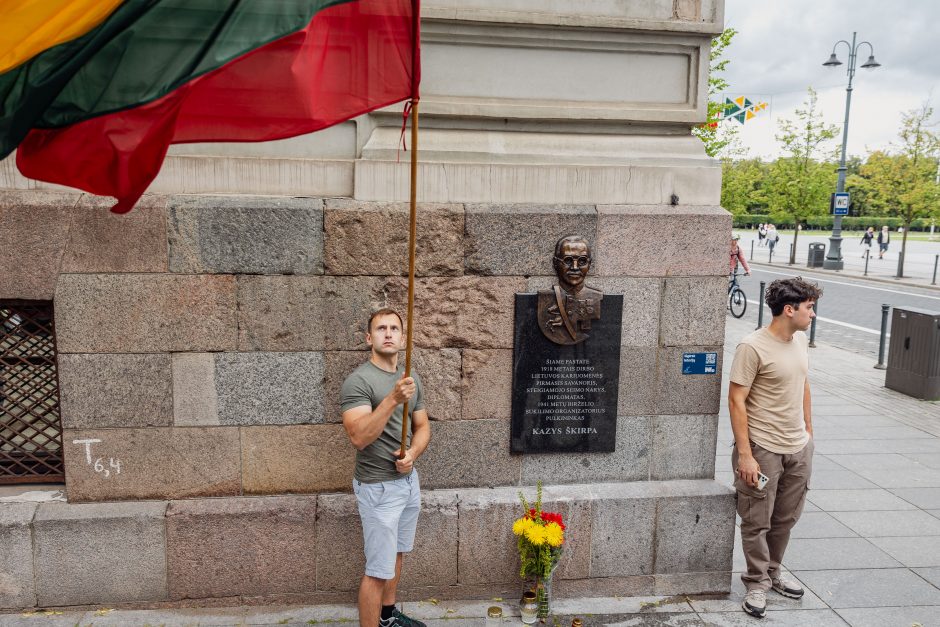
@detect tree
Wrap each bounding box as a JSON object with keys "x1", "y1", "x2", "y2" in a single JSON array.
[
  {"x1": 721, "y1": 158, "x2": 768, "y2": 215},
  {"x1": 693, "y1": 27, "x2": 739, "y2": 157},
  {"x1": 844, "y1": 156, "x2": 876, "y2": 217},
  {"x1": 855, "y1": 151, "x2": 905, "y2": 215},
  {"x1": 764, "y1": 88, "x2": 839, "y2": 263},
  {"x1": 861, "y1": 103, "x2": 940, "y2": 276}
]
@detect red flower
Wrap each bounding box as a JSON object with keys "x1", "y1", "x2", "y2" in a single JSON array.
[{"x1": 541, "y1": 511, "x2": 566, "y2": 530}]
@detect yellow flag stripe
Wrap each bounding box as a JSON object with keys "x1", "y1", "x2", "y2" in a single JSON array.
[{"x1": 0, "y1": 0, "x2": 126, "y2": 73}]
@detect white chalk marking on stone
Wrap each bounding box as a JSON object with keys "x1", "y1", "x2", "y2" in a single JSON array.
[{"x1": 72, "y1": 439, "x2": 102, "y2": 464}]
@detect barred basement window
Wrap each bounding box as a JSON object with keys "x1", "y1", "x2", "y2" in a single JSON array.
[{"x1": 0, "y1": 301, "x2": 64, "y2": 484}]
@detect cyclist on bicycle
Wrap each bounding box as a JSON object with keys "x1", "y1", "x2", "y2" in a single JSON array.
[{"x1": 730, "y1": 233, "x2": 751, "y2": 277}]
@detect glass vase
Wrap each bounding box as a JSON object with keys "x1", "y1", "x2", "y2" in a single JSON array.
[{"x1": 536, "y1": 572, "x2": 553, "y2": 619}]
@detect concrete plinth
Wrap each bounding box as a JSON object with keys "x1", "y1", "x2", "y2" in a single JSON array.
[
  {"x1": 0, "y1": 503, "x2": 37, "y2": 609},
  {"x1": 2, "y1": 480, "x2": 733, "y2": 609},
  {"x1": 32, "y1": 501, "x2": 168, "y2": 607},
  {"x1": 166, "y1": 496, "x2": 317, "y2": 600}
]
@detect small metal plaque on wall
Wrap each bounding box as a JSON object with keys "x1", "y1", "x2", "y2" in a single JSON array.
[{"x1": 682, "y1": 352, "x2": 718, "y2": 375}]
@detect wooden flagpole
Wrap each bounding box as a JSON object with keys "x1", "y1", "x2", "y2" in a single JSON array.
[
  {"x1": 399, "y1": 0, "x2": 420, "y2": 460},
  {"x1": 399, "y1": 98, "x2": 418, "y2": 460}
]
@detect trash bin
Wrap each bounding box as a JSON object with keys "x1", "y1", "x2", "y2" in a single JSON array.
[
  {"x1": 885, "y1": 307, "x2": 940, "y2": 400},
  {"x1": 807, "y1": 243, "x2": 825, "y2": 268}
]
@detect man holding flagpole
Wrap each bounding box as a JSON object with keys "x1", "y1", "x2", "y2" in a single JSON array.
[{"x1": 341, "y1": 308, "x2": 431, "y2": 627}]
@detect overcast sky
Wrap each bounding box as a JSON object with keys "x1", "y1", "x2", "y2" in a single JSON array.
[{"x1": 720, "y1": 0, "x2": 939, "y2": 160}]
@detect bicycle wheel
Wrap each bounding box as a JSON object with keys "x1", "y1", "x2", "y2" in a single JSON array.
[{"x1": 729, "y1": 287, "x2": 747, "y2": 318}]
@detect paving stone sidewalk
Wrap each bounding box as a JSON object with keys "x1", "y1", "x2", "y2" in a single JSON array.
[{"x1": 2, "y1": 314, "x2": 940, "y2": 626}]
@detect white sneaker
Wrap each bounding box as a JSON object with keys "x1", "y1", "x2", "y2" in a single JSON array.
[
  {"x1": 742, "y1": 588, "x2": 767, "y2": 618},
  {"x1": 772, "y1": 573, "x2": 804, "y2": 599}
]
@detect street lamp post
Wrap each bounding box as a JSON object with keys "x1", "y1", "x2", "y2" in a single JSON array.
[{"x1": 822, "y1": 32, "x2": 880, "y2": 271}]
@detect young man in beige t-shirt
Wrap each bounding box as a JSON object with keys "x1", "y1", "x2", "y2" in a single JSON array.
[{"x1": 728, "y1": 277, "x2": 822, "y2": 618}]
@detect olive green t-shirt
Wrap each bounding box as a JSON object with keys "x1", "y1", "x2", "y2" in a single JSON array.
[
  {"x1": 730, "y1": 328, "x2": 810, "y2": 454},
  {"x1": 340, "y1": 360, "x2": 425, "y2": 483}
]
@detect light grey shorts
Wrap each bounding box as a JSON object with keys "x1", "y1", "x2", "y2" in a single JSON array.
[{"x1": 353, "y1": 471, "x2": 421, "y2": 580}]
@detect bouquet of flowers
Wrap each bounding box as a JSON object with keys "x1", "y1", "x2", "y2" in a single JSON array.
[{"x1": 513, "y1": 482, "x2": 565, "y2": 616}]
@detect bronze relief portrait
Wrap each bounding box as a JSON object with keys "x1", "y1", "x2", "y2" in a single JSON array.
[{"x1": 537, "y1": 235, "x2": 603, "y2": 345}]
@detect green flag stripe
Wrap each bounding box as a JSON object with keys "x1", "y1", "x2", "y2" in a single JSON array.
[{"x1": 1, "y1": 0, "x2": 353, "y2": 158}]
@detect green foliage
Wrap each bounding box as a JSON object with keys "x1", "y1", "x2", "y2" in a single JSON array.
[
  {"x1": 720, "y1": 92, "x2": 940, "y2": 250},
  {"x1": 517, "y1": 482, "x2": 552, "y2": 580},
  {"x1": 764, "y1": 88, "x2": 839, "y2": 226},
  {"x1": 857, "y1": 150, "x2": 910, "y2": 215},
  {"x1": 693, "y1": 27, "x2": 739, "y2": 157},
  {"x1": 881, "y1": 104, "x2": 939, "y2": 227},
  {"x1": 721, "y1": 158, "x2": 768, "y2": 215}
]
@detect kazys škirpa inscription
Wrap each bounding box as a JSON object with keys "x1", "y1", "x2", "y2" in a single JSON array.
[{"x1": 511, "y1": 236, "x2": 623, "y2": 453}]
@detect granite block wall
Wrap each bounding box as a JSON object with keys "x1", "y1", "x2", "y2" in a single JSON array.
[
  {"x1": 0, "y1": 189, "x2": 733, "y2": 608},
  {"x1": 1, "y1": 481, "x2": 733, "y2": 609},
  {"x1": 0, "y1": 190, "x2": 731, "y2": 502}
]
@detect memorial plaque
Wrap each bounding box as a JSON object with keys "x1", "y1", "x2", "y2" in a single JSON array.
[
  {"x1": 511, "y1": 293, "x2": 622, "y2": 453},
  {"x1": 510, "y1": 234, "x2": 622, "y2": 453}
]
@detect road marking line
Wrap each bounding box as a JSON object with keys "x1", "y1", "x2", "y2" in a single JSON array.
[
  {"x1": 745, "y1": 300, "x2": 887, "y2": 336},
  {"x1": 752, "y1": 268, "x2": 940, "y2": 302}
]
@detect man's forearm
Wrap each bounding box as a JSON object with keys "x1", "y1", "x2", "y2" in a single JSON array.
[
  {"x1": 731, "y1": 412, "x2": 753, "y2": 456},
  {"x1": 803, "y1": 380, "x2": 813, "y2": 436},
  {"x1": 729, "y1": 400, "x2": 752, "y2": 457},
  {"x1": 408, "y1": 419, "x2": 430, "y2": 460}
]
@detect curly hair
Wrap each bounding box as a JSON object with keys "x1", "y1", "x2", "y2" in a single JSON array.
[{"x1": 765, "y1": 277, "x2": 823, "y2": 316}]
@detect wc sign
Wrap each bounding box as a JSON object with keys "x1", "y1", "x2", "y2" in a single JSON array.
[{"x1": 831, "y1": 192, "x2": 850, "y2": 216}]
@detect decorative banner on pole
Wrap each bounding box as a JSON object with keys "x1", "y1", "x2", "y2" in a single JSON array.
[{"x1": 721, "y1": 96, "x2": 768, "y2": 125}]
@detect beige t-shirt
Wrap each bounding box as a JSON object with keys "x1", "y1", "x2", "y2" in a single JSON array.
[{"x1": 730, "y1": 328, "x2": 810, "y2": 454}]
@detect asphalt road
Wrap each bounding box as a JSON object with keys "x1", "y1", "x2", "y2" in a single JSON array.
[{"x1": 731, "y1": 266, "x2": 940, "y2": 359}]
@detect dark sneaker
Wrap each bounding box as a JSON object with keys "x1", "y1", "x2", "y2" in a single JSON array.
[
  {"x1": 742, "y1": 588, "x2": 766, "y2": 618},
  {"x1": 379, "y1": 608, "x2": 427, "y2": 627},
  {"x1": 772, "y1": 574, "x2": 805, "y2": 599}
]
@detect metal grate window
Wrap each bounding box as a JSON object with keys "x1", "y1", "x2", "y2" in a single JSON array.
[{"x1": 1, "y1": 301, "x2": 64, "y2": 484}]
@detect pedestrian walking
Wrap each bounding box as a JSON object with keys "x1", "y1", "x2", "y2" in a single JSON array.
[
  {"x1": 861, "y1": 227, "x2": 874, "y2": 258},
  {"x1": 766, "y1": 224, "x2": 779, "y2": 254},
  {"x1": 758, "y1": 223, "x2": 767, "y2": 247},
  {"x1": 877, "y1": 225, "x2": 890, "y2": 259},
  {"x1": 728, "y1": 277, "x2": 822, "y2": 618},
  {"x1": 341, "y1": 308, "x2": 432, "y2": 627}
]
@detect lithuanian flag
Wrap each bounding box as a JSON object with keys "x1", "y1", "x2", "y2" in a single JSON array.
[{"x1": 1, "y1": 0, "x2": 419, "y2": 212}]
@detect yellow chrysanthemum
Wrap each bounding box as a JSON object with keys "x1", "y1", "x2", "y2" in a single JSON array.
[
  {"x1": 513, "y1": 517, "x2": 531, "y2": 536},
  {"x1": 544, "y1": 522, "x2": 564, "y2": 547},
  {"x1": 524, "y1": 523, "x2": 547, "y2": 546}
]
